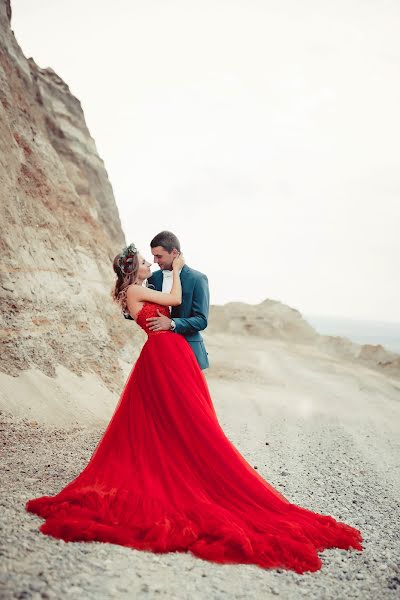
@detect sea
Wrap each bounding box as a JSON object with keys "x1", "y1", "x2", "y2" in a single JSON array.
[{"x1": 305, "y1": 315, "x2": 400, "y2": 355}]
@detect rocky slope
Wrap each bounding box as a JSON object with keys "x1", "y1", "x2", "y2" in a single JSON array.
[{"x1": 0, "y1": 0, "x2": 142, "y2": 395}]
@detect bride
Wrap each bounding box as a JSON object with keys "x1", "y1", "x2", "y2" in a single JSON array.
[{"x1": 25, "y1": 242, "x2": 363, "y2": 574}]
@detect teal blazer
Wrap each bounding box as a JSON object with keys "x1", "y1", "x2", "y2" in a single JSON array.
[{"x1": 148, "y1": 265, "x2": 210, "y2": 370}]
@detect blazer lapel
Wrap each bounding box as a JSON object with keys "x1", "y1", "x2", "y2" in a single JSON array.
[
  {"x1": 149, "y1": 269, "x2": 163, "y2": 292},
  {"x1": 179, "y1": 264, "x2": 190, "y2": 287},
  {"x1": 171, "y1": 265, "x2": 190, "y2": 318}
]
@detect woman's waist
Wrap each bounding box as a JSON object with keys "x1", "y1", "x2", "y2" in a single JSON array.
[
  {"x1": 146, "y1": 330, "x2": 174, "y2": 338},
  {"x1": 144, "y1": 330, "x2": 189, "y2": 346}
]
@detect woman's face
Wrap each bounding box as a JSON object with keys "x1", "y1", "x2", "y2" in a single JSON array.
[{"x1": 137, "y1": 254, "x2": 152, "y2": 281}]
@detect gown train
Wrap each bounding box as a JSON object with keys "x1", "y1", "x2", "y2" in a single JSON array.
[{"x1": 26, "y1": 302, "x2": 363, "y2": 574}]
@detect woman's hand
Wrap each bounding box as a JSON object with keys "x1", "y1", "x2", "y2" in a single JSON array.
[{"x1": 173, "y1": 252, "x2": 185, "y2": 271}]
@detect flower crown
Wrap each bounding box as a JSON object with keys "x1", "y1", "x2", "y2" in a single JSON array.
[{"x1": 118, "y1": 242, "x2": 138, "y2": 275}]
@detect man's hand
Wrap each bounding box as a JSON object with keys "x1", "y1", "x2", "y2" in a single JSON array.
[{"x1": 146, "y1": 310, "x2": 172, "y2": 331}]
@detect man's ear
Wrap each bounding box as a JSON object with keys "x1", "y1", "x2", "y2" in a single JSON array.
[{"x1": 171, "y1": 248, "x2": 179, "y2": 258}]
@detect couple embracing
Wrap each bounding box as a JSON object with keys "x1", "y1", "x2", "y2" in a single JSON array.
[
  {"x1": 25, "y1": 229, "x2": 363, "y2": 574},
  {"x1": 121, "y1": 230, "x2": 210, "y2": 371}
]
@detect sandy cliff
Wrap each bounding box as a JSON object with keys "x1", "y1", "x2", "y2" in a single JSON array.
[{"x1": 0, "y1": 0, "x2": 143, "y2": 406}]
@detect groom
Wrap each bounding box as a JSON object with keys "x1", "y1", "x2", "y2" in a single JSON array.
[{"x1": 125, "y1": 230, "x2": 210, "y2": 370}]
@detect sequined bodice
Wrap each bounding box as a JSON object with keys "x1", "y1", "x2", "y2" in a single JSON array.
[{"x1": 135, "y1": 302, "x2": 171, "y2": 336}]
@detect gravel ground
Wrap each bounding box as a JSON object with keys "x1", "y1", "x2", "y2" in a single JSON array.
[{"x1": 1, "y1": 367, "x2": 400, "y2": 600}]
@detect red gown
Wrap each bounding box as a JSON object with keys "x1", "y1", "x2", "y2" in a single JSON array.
[{"x1": 25, "y1": 301, "x2": 363, "y2": 573}]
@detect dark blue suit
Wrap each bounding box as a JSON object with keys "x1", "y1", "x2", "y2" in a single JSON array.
[
  {"x1": 148, "y1": 265, "x2": 210, "y2": 370},
  {"x1": 123, "y1": 265, "x2": 210, "y2": 369}
]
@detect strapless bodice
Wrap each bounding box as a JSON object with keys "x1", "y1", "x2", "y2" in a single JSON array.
[{"x1": 135, "y1": 302, "x2": 171, "y2": 336}]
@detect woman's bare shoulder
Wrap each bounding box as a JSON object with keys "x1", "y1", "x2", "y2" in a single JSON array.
[{"x1": 127, "y1": 284, "x2": 140, "y2": 297}]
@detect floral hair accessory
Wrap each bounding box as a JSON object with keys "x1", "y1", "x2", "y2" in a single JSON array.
[
  {"x1": 118, "y1": 242, "x2": 138, "y2": 275},
  {"x1": 120, "y1": 242, "x2": 137, "y2": 260}
]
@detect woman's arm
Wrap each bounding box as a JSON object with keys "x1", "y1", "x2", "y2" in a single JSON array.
[
  {"x1": 172, "y1": 274, "x2": 209, "y2": 334},
  {"x1": 126, "y1": 255, "x2": 184, "y2": 308}
]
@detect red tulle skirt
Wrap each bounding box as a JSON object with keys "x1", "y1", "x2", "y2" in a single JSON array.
[{"x1": 26, "y1": 329, "x2": 363, "y2": 573}]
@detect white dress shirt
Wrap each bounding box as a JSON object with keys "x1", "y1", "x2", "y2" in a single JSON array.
[{"x1": 161, "y1": 268, "x2": 182, "y2": 293}]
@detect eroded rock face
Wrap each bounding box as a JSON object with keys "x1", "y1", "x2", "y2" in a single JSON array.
[
  {"x1": 0, "y1": 0, "x2": 142, "y2": 392},
  {"x1": 208, "y1": 299, "x2": 318, "y2": 342}
]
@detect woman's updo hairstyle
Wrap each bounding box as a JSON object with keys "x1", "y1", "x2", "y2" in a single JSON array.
[{"x1": 112, "y1": 243, "x2": 139, "y2": 314}]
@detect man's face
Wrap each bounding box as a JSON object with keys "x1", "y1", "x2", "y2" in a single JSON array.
[{"x1": 151, "y1": 246, "x2": 178, "y2": 270}]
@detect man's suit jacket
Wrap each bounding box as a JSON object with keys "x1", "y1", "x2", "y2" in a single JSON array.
[
  {"x1": 148, "y1": 265, "x2": 210, "y2": 370},
  {"x1": 124, "y1": 265, "x2": 210, "y2": 369}
]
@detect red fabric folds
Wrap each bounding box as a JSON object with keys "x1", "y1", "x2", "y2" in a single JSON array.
[{"x1": 26, "y1": 302, "x2": 363, "y2": 573}]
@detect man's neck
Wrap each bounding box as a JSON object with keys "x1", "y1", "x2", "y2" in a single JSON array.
[{"x1": 162, "y1": 266, "x2": 183, "y2": 273}]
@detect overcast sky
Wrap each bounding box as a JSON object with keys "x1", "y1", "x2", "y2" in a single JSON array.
[{"x1": 11, "y1": 0, "x2": 400, "y2": 321}]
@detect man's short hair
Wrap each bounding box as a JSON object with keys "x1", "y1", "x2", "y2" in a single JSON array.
[{"x1": 150, "y1": 231, "x2": 181, "y2": 253}]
